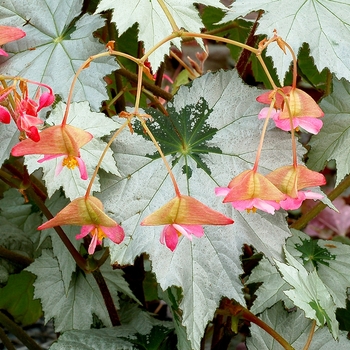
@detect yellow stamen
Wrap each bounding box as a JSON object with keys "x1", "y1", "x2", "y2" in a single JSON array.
[
  {"x1": 246, "y1": 207, "x2": 257, "y2": 213},
  {"x1": 62, "y1": 155, "x2": 78, "y2": 169},
  {"x1": 96, "y1": 226, "x2": 106, "y2": 240}
]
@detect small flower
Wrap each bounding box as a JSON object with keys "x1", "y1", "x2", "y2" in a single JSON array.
[
  {"x1": 14, "y1": 82, "x2": 54, "y2": 141},
  {"x1": 0, "y1": 26, "x2": 26, "y2": 56},
  {"x1": 266, "y1": 165, "x2": 326, "y2": 210},
  {"x1": 15, "y1": 98, "x2": 44, "y2": 142},
  {"x1": 141, "y1": 194, "x2": 233, "y2": 251},
  {"x1": 11, "y1": 124, "x2": 93, "y2": 180},
  {"x1": 257, "y1": 87, "x2": 324, "y2": 134},
  {"x1": 38, "y1": 196, "x2": 125, "y2": 254},
  {"x1": 216, "y1": 170, "x2": 286, "y2": 214}
]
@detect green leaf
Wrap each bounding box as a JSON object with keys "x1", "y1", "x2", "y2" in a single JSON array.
[
  {"x1": 297, "y1": 44, "x2": 329, "y2": 91},
  {"x1": 275, "y1": 248, "x2": 339, "y2": 338},
  {"x1": 308, "y1": 77, "x2": 350, "y2": 185},
  {"x1": 221, "y1": 0, "x2": 350, "y2": 83},
  {"x1": 0, "y1": 0, "x2": 116, "y2": 110},
  {"x1": 247, "y1": 256, "x2": 293, "y2": 315},
  {"x1": 95, "y1": 0, "x2": 227, "y2": 70},
  {"x1": 246, "y1": 302, "x2": 350, "y2": 350},
  {"x1": 49, "y1": 328, "x2": 134, "y2": 350},
  {"x1": 98, "y1": 69, "x2": 305, "y2": 349},
  {"x1": 124, "y1": 325, "x2": 174, "y2": 350},
  {"x1": 26, "y1": 250, "x2": 132, "y2": 332},
  {"x1": 286, "y1": 229, "x2": 350, "y2": 309},
  {"x1": 158, "y1": 286, "x2": 192, "y2": 350},
  {"x1": 0, "y1": 188, "x2": 41, "y2": 237},
  {"x1": 201, "y1": 6, "x2": 251, "y2": 62},
  {"x1": 0, "y1": 270, "x2": 42, "y2": 326},
  {"x1": 294, "y1": 239, "x2": 335, "y2": 269},
  {"x1": 336, "y1": 299, "x2": 350, "y2": 332},
  {"x1": 0, "y1": 216, "x2": 34, "y2": 278},
  {"x1": 24, "y1": 101, "x2": 121, "y2": 200}
]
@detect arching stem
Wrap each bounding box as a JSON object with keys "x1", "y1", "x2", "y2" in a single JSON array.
[
  {"x1": 253, "y1": 99, "x2": 276, "y2": 172},
  {"x1": 85, "y1": 120, "x2": 129, "y2": 198},
  {"x1": 138, "y1": 116, "x2": 181, "y2": 197}
]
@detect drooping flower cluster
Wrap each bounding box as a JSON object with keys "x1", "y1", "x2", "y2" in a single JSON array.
[
  {"x1": 0, "y1": 79, "x2": 55, "y2": 141},
  {"x1": 38, "y1": 196, "x2": 125, "y2": 254},
  {"x1": 216, "y1": 86, "x2": 326, "y2": 214}
]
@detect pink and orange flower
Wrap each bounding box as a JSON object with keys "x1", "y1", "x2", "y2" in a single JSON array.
[
  {"x1": 38, "y1": 196, "x2": 125, "y2": 254},
  {"x1": 266, "y1": 164, "x2": 326, "y2": 210},
  {"x1": 257, "y1": 87, "x2": 324, "y2": 134},
  {"x1": 216, "y1": 170, "x2": 286, "y2": 214},
  {"x1": 141, "y1": 194, "x2": 233, "y2": 251},
  {"x1": 11, "y1": 124, "x2": 92, "y2": 180}
]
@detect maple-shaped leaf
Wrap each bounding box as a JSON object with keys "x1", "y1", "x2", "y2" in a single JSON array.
[
  {"x1": 247, "y1": 256, "x2": 293, "y2": 315},
  {"x1": 286, "y1": 229, "x2": 350, "y2": 310},
  {"x1": 247, "y1": 302, "x2": 350, "y2": 350},
  {"x1": 308, "y1": 77, "x2": 350, "y2": 185},
  {"x1": 95, "y1": 0, "x2": 227, "y2": 70},
  {"x1": 97, "y1": 69, "x2": 310, "y2": 349},
  {"x1": 0, "y1": 188, "x2": 41, "y2": 237},
  {"x1": 23, "y1": 101, "x2": 121, "y2": 200},
  {"x1": 26, "y1": 250, "x2": 135, "y2": 332},
  {"x1": 50, "y1": 304, "x2": 172, "y2": 350},
  {"x1": 220, "y1": 0, "x2": 350, "y2": 83},
  {"x1": 0, "y1": 0, "x2": 116, "y2": 111},
  {"x1": 275, "y1": 248, "x2": 339, "y2": 338}
]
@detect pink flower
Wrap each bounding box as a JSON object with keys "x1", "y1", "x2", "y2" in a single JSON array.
[
  {"x1": 266, "y1": 165, "x2": 326, "y2": 210},
  {"x1": 15, "y1": 98, "x2": 44, "y2": 142},
  {"x1": 160, "y1": 224, "x2": 204, "y2": 251},
  {"x1": 216, "y1": 170, "x2": 286, "y2": 214},
  {"x1": 38, "y1": 196, "x2": 125, "y2": 254},
  {"x1": 14, "y1": 82, "x2": 54, "y2": 141},
  {"x1": 304, "y1": 197, "x2": 350, "y2": 239},
  {"x1": 257, "y1": 87, "x2": 324, "y2": 134},
  {"x1": 141, "y1": 194, "x2": 233, "y2": 251},
  {"x1": 76, "y1": 224, "x2": 125, "y2": 255},
  {"x1": 0, "y1": 26, "x2": 26, "y2": 56},
  {"x1": 11, "y1": 124, "x2": 92, "y2": 180}
]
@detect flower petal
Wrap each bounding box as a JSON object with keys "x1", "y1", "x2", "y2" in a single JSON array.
[
  {"x1": 88, "y1": 233, "x2": 100, "y2": 255},
  {"x1": 161, "y1": 225, "x2": 179, "y2": 251},
  {"x1": 76, "y1": 156, "x2": 88, "y2": 180},
  {"x1": 0, "y1": 26, "x2": 26, "y2": 46},
  {"x1": 101, "y1": 225, "x2": 125, "y2": 244},
  {"x1": 0, "y1": 105, "x2": 11, "y2": 124},
  {"x1": 76, "y1": 224, "x2": 95, "y2": 239}
]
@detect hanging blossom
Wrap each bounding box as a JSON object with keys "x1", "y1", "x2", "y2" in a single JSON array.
[
  {"x1": 265, "y1": 164, "x2": 326, "y2": 210},
  {"x1": 38, "y1": 196, "x2": 125, "y2": 255},
  {"x1": 141, "y1": 194, "x2": 234, "y2": 251},
  {"x1": 11, "y1": 124, "x2": 92, "y2": 180},
  {"x1": 0, "y1": 80, "x2": 54, "y2": 141},
  {"x1": 257, "y1": 86, "x2": 324, "y2": 134},
  {"x1": 0, "y1": 25, "x2": 26, "y2": 56},
  {"x1": 14, "y1": 81, "x2": 55, "y2": 141},
  {"x1": 215, "y1": 170, "x2": 286, "y2": 214}
]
